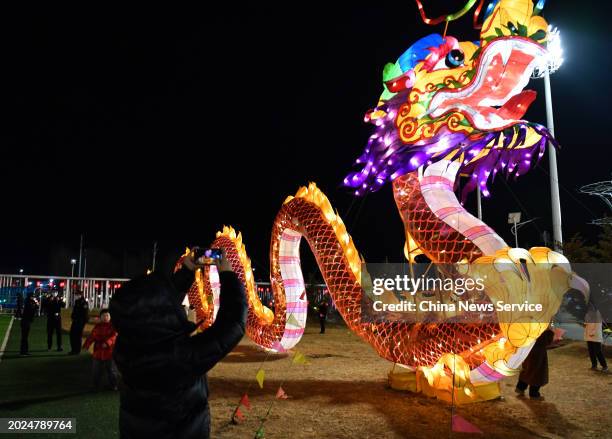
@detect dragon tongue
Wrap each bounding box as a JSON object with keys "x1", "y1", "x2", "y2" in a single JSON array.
[
  {"x1": 496, "y1": 89, "x2": 536, "y2": 121},
  {"x1": 470, "y1": 90, "x2": 536, "y2": 130}
]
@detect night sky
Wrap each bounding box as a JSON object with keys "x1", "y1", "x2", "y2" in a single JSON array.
[{"x1": 1, "y1": 1, "x2": 610, "y2": 279}]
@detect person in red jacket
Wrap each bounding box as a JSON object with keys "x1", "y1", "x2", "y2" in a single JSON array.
[{"x1": 83, "y1": 308, "x2": 118, "y2": 391}]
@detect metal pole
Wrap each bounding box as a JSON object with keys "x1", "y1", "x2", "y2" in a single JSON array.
[
  {"x1": 513, "y1": 218, "x2": 519, "y2": 248},
  {"x1": 544, "y1": 70, "x2": 563, "y2": 252},
  {"x1": 66, "y1": 279, "x2": 71, "y2": 306},
  {"x1": 152, "y1": 241, "x2": 158, "y2": 271},
  {"x1": 476, "y1": 186, "x2": 483, "y2": 220},
  {"x1": 78, "y1": 234, "x2": 83, "y2": 277},
  {"x1": 83, "y1": 249, "x2": 87, "y2": 278}
]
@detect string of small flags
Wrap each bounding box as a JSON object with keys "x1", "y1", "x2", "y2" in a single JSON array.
[{"x1": 231, "y1": 289, "x2": 310, "y2": 439}]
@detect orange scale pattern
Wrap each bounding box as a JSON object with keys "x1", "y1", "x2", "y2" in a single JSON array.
[
  {"x1": 181, "y1": 172, "x2": 500, "y2": 369},
  {"x1": 393, "y1": 172, "x2": 484, "y2": 264}
]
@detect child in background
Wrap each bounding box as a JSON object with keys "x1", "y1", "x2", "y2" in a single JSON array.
[{"x1": 83, "y1": 309, "x2": 118, "y2": 390}]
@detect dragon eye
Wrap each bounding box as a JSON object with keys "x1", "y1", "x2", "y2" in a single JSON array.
[{"x1": 445, "y1": 49, "x2": 465, "y2": 68}]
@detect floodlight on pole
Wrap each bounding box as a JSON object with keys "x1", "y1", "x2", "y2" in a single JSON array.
[
  {"x1": 532, "y1": 26, "x2": 564, "y2": 78},
  {"x1": 508, "y1": 212, "x2": 521, "y2": 248},
  {"x1": 509, "y1": 212, "x2": 539, "y2": 249}
]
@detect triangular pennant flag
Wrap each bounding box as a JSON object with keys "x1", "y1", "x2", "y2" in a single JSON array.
[
  {"x1": 271, "y1": 340, "x2": 286, "y2": 353},
  {"x1": 256, "y1": 368, "x2": 265, "y2": 389},
  {"x1": 239, "y1": 393, "x2": 251, "y2": 410},
  {"x1": 276, "y1": 386, "x2": 288, "y2": 399},
  {"x1": 233, "y1": 407, "x2": 245, "y2": 423},
  {"x1": 299, "y1": 290, "x2": 307, "y2": 300},
  {"x1": 292, "y1": 351, "x2": 307, "y2": 365},
  {"x1": 254, "y1": 426, "x2": 265, "y2": 439},
  {"x1": 451, "y1": 415, "x2": 482, "y2": 434},
  {"x1": 287, "y1": 314, "x2": 301, "y2": 328}
]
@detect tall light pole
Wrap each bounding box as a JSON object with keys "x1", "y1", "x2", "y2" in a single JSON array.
[
  {"x1": 544, "y1": 70, "x2": 563, "y2": 252},
  {"x1": 152, "y1": 241, "x2": 158, "y2": 272},
  {"x1": 70, "y1": 259, "x2": 77, "y2": 277},
  {"x1": 532, "y1": 26, "x2": 564, "y2": 252},
  {"x1": 83, "y1": 249, "x2": 87, "y2": 278},
  {"x1": 78, "y1": 234, "x2": 84, "y2": 277}
]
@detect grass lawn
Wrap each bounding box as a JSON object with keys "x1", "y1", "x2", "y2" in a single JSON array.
[
  {"x1": 0, "y1": 315, "x2": 13, "y2": 347},
  {"x1": 0, "y1": 316, "x2": 119, "y2": 438}
]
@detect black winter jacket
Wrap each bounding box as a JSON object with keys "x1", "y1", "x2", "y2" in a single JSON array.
[
  {"x1": 44, "y1": 297, "x2": 64, "y2": 319},
  {"x1": 22, "y1": 296, "x2": 37, "y2": 323},
  {"x1": 109, "y1": 268, "x2": 247, "y2": 439},
  {"x1": 71, "y1": 297, "x2": 89, "y2": 324},
  {"x1": 518, "y1": 329, "x2": 554, "y2": 387}
]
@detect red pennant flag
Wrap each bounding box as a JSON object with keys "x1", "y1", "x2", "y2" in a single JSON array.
[
  {"x1": 233, "y1": 407, "x2": 245, "y2": 423},
  {"x1": 276, "y1": 386, "x2": 288, "y2": 399},
  {"x1": 451, "y1": 415, "x2": 482, "y2": 434},
  {"x1": 299, "y1": 290, "x2": 307, "y2": 300},
  {"x1": 239, "y1": 393, "x2": 251, "y2": 410}
]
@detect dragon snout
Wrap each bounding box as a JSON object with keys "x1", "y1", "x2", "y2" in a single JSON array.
[{"x1": 428, "y1": 37, "x2": 547, "y2": 131}]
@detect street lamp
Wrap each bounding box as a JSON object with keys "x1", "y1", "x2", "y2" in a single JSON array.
[
  {"x1": 508, "y1": 212, "x2": 521, "y2": 248},
  {"x1": 508, "y1": 212, "x2": 539, "y2": 248},
  {"x1": 532, "y1": 26, "x2": 564, "y2": 252},
  {"x1": 19, "y1": 268, "x2": 23, "y2": 275},
  {"x1": 70, "y1": 259, "x2": 77, "y2": 277}
]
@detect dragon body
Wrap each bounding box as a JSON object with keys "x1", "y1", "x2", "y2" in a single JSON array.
[{"x1": 186, "y1": 0, "x2": 588, "y2": 400}]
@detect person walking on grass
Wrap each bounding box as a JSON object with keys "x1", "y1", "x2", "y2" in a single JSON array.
[
  {"x1": 584, "y1": 303, "x2": 608, "y2": 372},
  {"x1": 15, "y1": 293, "x2": 23, "y2": 319},
  {"x1": 83, "y1": 309, "x2": 118, "y2": 390},
  {"x1": 45, "y1": 291, "x2": 65, "y2": 352},
  {"x1": 69, "y1": 290, "x2": 89, "y2": 355},
  {"x1": 19, "y1": 293, "x2": 37, "y2": 356},
  {"x1": 318, "y1": 299, "x2": 329, "y2": 334}
]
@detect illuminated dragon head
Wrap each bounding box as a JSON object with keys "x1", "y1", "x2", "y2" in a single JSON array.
[{"x1": 345, "y1": 0, "x2": 555, "y2": 200}]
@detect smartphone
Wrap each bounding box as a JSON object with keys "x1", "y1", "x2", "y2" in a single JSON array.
[{"x1": 193, "y1": 247, "x2": 223, "y2": 265}]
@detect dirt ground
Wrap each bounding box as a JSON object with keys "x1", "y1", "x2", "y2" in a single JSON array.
[{"x1": 207, "y1": 321, "x2": 612, "y2": 439}]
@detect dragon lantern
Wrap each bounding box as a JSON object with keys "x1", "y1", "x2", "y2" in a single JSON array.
[{"x1": 184, "y1": 0, "x2": 588, "y2": 403}]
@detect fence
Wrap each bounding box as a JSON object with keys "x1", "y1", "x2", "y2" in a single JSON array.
[
  {"x1": 0, "y1": 274, "x2": 129, "y2": 312},
  {"x1": 0, "y1": 274, "x2": 332, "y2": 313}
]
